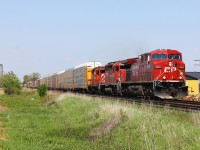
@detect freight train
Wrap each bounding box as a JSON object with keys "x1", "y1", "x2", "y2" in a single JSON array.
[{"x1": 26, "y1": 49, "x2": 188, "y2": 99}]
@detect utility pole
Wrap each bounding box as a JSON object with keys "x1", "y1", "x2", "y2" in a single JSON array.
[
  {"x1": 194, "y1": 60, "x2": 200, "y2": 93},
  {"x1": 0, "y1": 64, "x2": 3, "y2": 77},
  {"x1": 194, "y1": 60, "x2": 200, "y2": 67},
  {"x1": 0, "y1": 64, "x2": 3, "y2": 87}
]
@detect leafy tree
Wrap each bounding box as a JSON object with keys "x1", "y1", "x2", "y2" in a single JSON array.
[
  {"x1": 23, "y1": 75, "x2": 30, "y2": 85},
  {"x1": 0, "y1": 72, "x2": 22, "y2": 95},
  {"x1": 31, "y1": 72, "x2": 41, "y2": 81},
  {"x1": 23, "y1": 72, "x2": 41, "y2": 85},
  {"x1": 37, "y1": 84, "x2": 47, "y2": 97}
]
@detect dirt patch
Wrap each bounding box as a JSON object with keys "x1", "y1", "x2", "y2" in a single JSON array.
[
  {"x1": 55, "y1": 94, "x2": 67, "y2": 102},
  {"x1": 43, "y1": 93, "x2": 67, "y2": 106},
  {"x1": 0, "y1": 121, "x2": 6, "y2": 141},
  {"x1": 0, "y1": 105, "x2": 7, "y2": 141},
  {"x1": 0, "y1": 88, "x2": 4, "y2": 96},
  {"x1": 183, "y1": 94, "x2": 200, "y2": 101},
  {"x1": 191, "y1": 112, "x2": 200, "y2": 127},
  {"x1": 0, "y1": 106, "x2": 8, "y2": 112},
  {"x1": 0, "y1": 89, "x2": 8, "y2": 141},
  {"x1": 90, "y1": 117, "x2": 121, "y2": 140}
]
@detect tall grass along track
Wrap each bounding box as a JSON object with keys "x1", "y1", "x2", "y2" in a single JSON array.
[
  {"x1": 0, "y1": 90, "x2": 200, "y2": 149},
  {"x1": 68, "y1": 92, "x2": 200, "y2": 111}
]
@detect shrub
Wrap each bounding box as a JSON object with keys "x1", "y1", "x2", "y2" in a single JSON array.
[
  {"x1": 0, "y1": 72, "x2": 22, "y2": 95},
  {"x1": 37, "y1": 84, "x2": 47, "y2": 97}
]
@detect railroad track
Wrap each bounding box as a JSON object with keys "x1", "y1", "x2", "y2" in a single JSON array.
[
  {"x1": 47, "y1": 90, "x2": 200, "y2": 111},
  {"x1": 72, "y1": 92, "x2": 200, "y2": 111},
  {"x1": 161, "y1": 99, "x2": 200, "y2": 111}
]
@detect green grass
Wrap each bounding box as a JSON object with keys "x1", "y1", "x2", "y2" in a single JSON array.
[{"x1": 0, "y1": 91, "x2": 200, "y2": 150}]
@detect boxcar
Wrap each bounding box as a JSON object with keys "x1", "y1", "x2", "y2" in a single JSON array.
[
  {"x1": 57, "y1": 70, "x2": 66, "y2": 90},
  {"x1": 39, "y1": 77, "x2": 45, "y2": 86},
  {"x1": 62, "y1": 71, "x2": 67, "y2": 90},
  {"x1": 47, "y1": 75, "x2": 53, "y2": 89},
  {"x1": 73, "y1": 61, "x2": 102, "y2": 91},
  {"x1": 66, "y1": 68, "x2": 74, "y2": 90},
  {"x1": 52, "y1": 73, "x2": 58, "y2": 90}
]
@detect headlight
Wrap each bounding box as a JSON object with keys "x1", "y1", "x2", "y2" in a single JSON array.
[{"x1": 163, "y1": 76, "x2": 166, "y2": 80}]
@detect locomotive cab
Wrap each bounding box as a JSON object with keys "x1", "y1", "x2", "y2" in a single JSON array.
[
  {"x1": 103, "y1": 61, "x2": 128, "y2": 95},
  {"x1": 92, "y1": 66, "x2": 105, "y2": 85},
  {"x1": 151, "y1": 49, "x2": 188, "y2": 99},
  {"x1": 105, "y1": 61, "x2": 126, "y2": 84}
]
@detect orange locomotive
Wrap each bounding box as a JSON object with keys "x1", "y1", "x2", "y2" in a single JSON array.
[
  {"x1": 88, "y1": 66, "x2": 105, "y2": 93},
  {"x1": 89, "y1": 49, "x2": 188, "y2": 99}
]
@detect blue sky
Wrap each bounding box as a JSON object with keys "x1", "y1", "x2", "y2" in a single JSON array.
[{"x1": 0, "y1": 0, "x2": 200, "y2": 80}]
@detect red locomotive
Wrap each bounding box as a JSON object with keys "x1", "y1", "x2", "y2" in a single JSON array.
[
  {"x1": 89, "y1": 49, "x2": 188, "y2": 99},
  {"x1": 89, "y1": 66, "x2": 105, "y2": 93}
]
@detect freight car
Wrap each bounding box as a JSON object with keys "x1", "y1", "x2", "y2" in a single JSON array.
[
  {"x1": 66, "y1": 68, "x2": 74, "y2": 91},
  {"x1": 57, "y1": 70, "x2": 66, "y2": 90},
  {"x1": 27, "y1": 49, "x2": 188, "y2": 99},
  {"x1": 30, "y1": 61, "x2": 102, "y2": 92},
  {"x1": 52, "y1": 73, "x2": 58, "y2": 90},
  {"x1": 73, "y1": 61, "x2": 102, "y2": 91}
]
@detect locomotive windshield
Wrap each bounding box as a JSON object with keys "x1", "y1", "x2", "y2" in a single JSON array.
[
  {"x1": 168, "y1": 54, "x2": 181, "y2": 60},
  {"x1": 152, "y1": 54, "x2": 167, "y2": 60}
]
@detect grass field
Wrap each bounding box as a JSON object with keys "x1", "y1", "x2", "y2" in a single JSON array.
[{"x1": 0, "y1": 90, "x2": 200, "y2": 150}]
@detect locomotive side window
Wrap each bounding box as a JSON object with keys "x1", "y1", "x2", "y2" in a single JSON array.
[
  {"x1": 141, "y1": 55, "x2": 144, "y2": 63},
  {"x1": 100, "y1": 69, "x2": 105, "y2": 73},
  {"x1": 115, "y1": 67, "x2": 119, "y2": 72},
  {"x1": 152, "y1": 54, "x2": 167, "y2": 60},
  {"x1": 105, "y1": 65, "x2": 112, "y2": 71},
  {"x1": 168, "y1": 54, "x2": 181, "y2": 60}
]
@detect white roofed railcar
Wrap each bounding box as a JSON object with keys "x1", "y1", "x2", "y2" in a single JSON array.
[
  {"x1": 66, "y1": 68, "x2": 74, "y2": 90},
  {"x1": 74, "y1": 61, "x2": 102, "y2": 69},
  {"x1": 36, "y1": 79, "x2": 40, "y2": 88},
  {"x1": 73, "y1": 61, "x2": 102, "y2": 90},
  {"x1": 47, "y1": 75, "x2": 53, "y2": 89},
  {"x1": 57, "y1": 70, "x2": 66, "y2": 90},
  {"x1": 39, "y1": 77, "x2": 45, "y2": 85}
]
